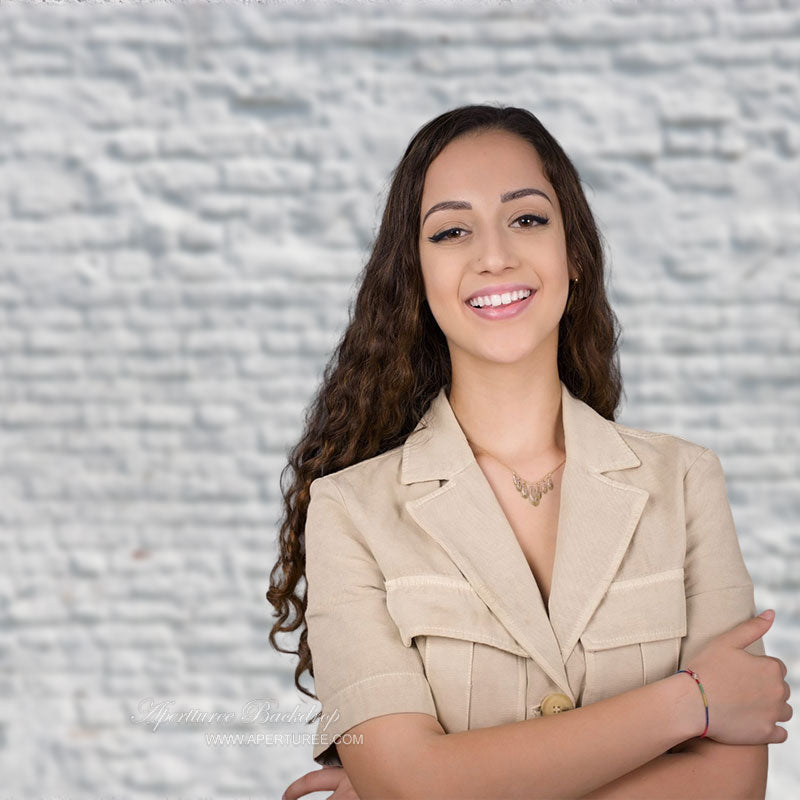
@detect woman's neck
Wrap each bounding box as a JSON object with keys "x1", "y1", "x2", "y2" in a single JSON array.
[{"x1": 447, "y1": 374, "x2": 566, "y2": 471}]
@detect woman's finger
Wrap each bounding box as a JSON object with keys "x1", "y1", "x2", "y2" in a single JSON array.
[
  {"x1": 329, "y1": 786, "x2": 361, "y2": 800},
  {"x1": 282, "y1": 766, "x2": 346, "y2": 800}
]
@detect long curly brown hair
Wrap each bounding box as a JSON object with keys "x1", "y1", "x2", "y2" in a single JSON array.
[{"x1": 266, "y1": 103, "x2": 624, "y2": 706}]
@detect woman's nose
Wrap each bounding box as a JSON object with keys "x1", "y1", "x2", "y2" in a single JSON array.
[{"x1": 474, "y1": 229, "x2": 520, "y2": 272}]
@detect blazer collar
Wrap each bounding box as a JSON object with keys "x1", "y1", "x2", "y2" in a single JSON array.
[{"x1": 400, "y1": 380, "x2": 649, "y2": 701}]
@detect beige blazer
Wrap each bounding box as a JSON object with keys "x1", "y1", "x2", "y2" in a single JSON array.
[{"x1": 304, "y1": 380, "x2": 764, "y2": 767}]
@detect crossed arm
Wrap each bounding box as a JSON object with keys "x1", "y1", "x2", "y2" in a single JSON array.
[
  {"x1": 576, "y1": 739, "x2": 768, "y2": 800},
  {"x1": 305, "y1": 738, "x2": 767, "y2": 800}
]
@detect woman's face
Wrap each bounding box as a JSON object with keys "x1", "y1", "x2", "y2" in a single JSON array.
[{"x1": 418, "y1": 129, "x2": 574, "y2": 368}]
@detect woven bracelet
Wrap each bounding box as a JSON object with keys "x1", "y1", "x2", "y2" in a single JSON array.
[{"x1": 675, "y1": 667, "x2": 709, "y2": 739}]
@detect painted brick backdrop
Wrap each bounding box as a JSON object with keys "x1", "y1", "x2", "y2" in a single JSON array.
[{"x1": 0, "y1": 0, "x2": 797, "y2": 798}]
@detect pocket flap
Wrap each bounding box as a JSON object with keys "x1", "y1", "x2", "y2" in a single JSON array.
[
  {"x1": 385, "y1": 575, "x2": 528, "y2": 657},
  {"x1": 581, "y1": 568, "x2": 687, "y2": 650}
]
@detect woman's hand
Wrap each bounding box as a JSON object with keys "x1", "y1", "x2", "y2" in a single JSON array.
[
  {"x1": 282, "y1": 765, "x2": 361, "y2": 800},
  {"x1": 685, "y1": 610, "x2": 791, "y2": 745}
]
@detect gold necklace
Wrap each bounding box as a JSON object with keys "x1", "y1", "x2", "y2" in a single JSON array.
[{"x1": 468, "y1": 439, "x2": 566, "y2": 508}]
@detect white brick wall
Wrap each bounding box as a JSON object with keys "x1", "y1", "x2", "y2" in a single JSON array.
[{"x1": 0, "y1": 0, "x2": 797, "y2": 797}]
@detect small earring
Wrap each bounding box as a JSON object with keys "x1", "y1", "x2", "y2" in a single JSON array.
[{"x1": 566, "y1": 276, "x2": 579, "y2": 312}]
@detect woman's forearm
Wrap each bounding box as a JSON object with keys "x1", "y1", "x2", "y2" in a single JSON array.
[
  {"x1": 577, "y1": 740, "x2": 768, "y2": 800},
  {"x1": 408, "y1": 673, "x2": 706, "y2": 800},
  {"x1": 576, "y1": 752, "x2": 703, "y2": 800}
]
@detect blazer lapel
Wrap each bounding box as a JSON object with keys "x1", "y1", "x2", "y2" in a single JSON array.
[{"x1": 401, "y1": 380, "x2": 649, "y2": 699}]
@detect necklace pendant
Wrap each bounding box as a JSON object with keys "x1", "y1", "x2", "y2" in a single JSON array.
[{"x1": 476, "y1": 449, "x2": 564, "y2": 510}]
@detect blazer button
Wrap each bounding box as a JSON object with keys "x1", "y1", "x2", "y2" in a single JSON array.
[{"x1": 540, "y1": 692, "x2": 574, "y2": 715}]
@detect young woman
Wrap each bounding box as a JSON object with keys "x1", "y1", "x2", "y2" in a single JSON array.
[{"x1": 268, "y1": 105, "x2": 791, "y2": 800}]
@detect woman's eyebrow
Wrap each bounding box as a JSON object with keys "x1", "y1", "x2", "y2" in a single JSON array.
[{"x1": 422, "y1": 187, "x2": 553, "y2": 225}]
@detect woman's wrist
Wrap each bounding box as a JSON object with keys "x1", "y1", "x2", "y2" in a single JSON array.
[{"x1": 660, "y1": 670, "x2": 709, "y2": 743}]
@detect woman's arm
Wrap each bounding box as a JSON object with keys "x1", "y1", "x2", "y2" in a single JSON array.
[
  {"x1": 576, "y1": 740, "x2": 768, "y2": 800},
  {"x1": 337, "y1": 671, "x2": 709, "y2": 800}
]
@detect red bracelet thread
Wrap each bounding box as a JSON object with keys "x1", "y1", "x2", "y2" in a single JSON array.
[{"x1": 675, "y1": 667, "x2": 709, "y2": 738}]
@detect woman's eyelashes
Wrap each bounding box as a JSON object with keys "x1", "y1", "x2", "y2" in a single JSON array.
[{"x1": 426, "y1": 213, "x2": 550, "y2": 244}]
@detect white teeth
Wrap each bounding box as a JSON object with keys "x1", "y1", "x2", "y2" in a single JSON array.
[{"x1": 468, "y1": 288, "x2": 532, "y2": 308}]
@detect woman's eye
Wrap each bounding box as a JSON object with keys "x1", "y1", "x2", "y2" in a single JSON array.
[
  {"x1": 428, "y1": 227, "x2": 466, "y2": 243},
  {"x1": 427, "y1": 213, "x2": 549, "y2": 244},
  {"x1": 513, "y1": 212, "x2": 550, "y2": 228}
]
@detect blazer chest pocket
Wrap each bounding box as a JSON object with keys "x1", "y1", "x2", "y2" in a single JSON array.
[
  {"x1": 580, "y1": 568, "x2": 687, "y2": 706},
  {"x1": 385, "y1": 576, "x2": 528, "y2": 734}
]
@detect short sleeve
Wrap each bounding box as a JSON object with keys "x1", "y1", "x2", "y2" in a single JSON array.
[
  {"x1": 304, "y1": 476, "x2": 437, "y2": 767},
  {"x1": 678, "y1": 447, "x2": 765, "y2": 672}
]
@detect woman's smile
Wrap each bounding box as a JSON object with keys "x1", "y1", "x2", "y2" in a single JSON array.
[{"x1": 465, "y1": 288, "x2": 537, "y2": 320}]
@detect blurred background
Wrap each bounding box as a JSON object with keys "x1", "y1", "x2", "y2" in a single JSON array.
[{"x1": 0, "y1": 0, "x2": 797, "y2": 797}]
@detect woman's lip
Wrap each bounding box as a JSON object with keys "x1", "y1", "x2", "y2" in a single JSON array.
[{"x1": 465, "y1": 290, "x2": 536, "y2": 320}]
